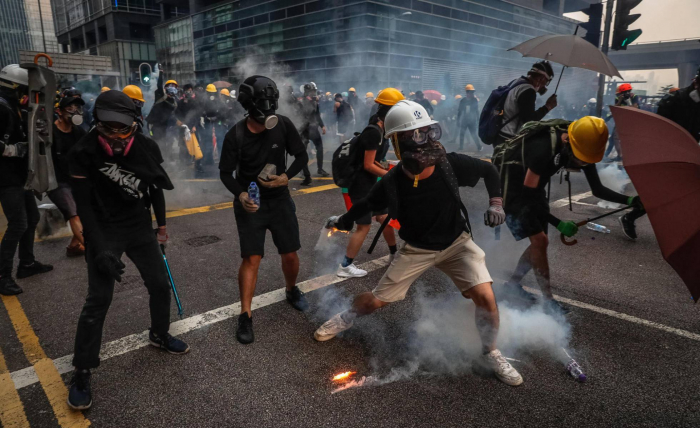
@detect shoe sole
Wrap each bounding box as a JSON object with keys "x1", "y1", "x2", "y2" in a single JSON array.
[
  {"x1": 495, "y1": 373, "x2": 524, "y2": 387},
  {"x1": 0, "y1": 289, "x2": 23, "y2": 296},
  {"x1": 618, "y1": 217, "x2": 637, "y2": 240},
  {"x1": 336, "y1": 271, "x2": 368, "y2": 278},
  {"x1": 314, "y1": 331, "x2": 337, "y2": 342},
  {"x1": 16, "y1": 269, "x2": 53, "y2": 279},
  {"x1": 149, "y1": 340, "x2": 191, "y2": 355},
  {"x1": 236, "y1": 335, "x2": 254, "y2": 345},
  {"x1": 66, "y1": 398, "x2": 92, "y2": 410}
]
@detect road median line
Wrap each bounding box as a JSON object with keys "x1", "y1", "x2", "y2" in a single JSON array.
[{"x1": 0, "y1": 343, "x2": 30, "y2": 427}]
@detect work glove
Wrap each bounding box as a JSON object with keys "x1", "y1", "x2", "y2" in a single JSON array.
[
  {"x1": 239, "y1": 191, "x2": 259, "y2": 213},
  {"x1": 627, "y1": 196, "x2": 645, "y2": 212},
  {"x1": 181, "y1": 125, "x2": 191, "y2": 141},
  {"x1": 200, "y1": 117, "x2": 205, "y2": 128},
  {"x1": 258, "y1": 173, "x2": 288, "y2": 189},
  {"x1": 156, "y1": 227, "x2": 169, "y2": 246},
  {"x1": 484, "y1": 197, "x2": 506, "y2": 227},
  {"x1": 545, "y1": 94, "x2": 558, "y2": 111},
  {"x1": 1, "y1": 141, "x2": 28, "y2": 158},
  {"x1": 325, "y1": 215, "x2": 341, "y2": 230},
  {"x1": 94, "y1": 251, "x2": 126, "y2": 282},
  {"x1": 557, "y1": 221, "x2": 579, "y2": 238}
]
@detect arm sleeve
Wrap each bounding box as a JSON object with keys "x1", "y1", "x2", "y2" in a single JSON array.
[
  {"x1": 338, "y1": 180, "x2": 389, "y2": 229},
  {"x1": 517, "y1": 89, "x2": 549, "y2": 123},
  {"x1": 583, "y1": 164, "x2": 629, "y2": 205},
  {"x1": 285, "y1": 150, "x2": 309, "y2": 179},
  {"x1": 155, "y1": 70, "x2": 164, "y2": 99},
  {"x1": 220, "y1": 170, "x2": 244, "y2": 198},
  {"x1": 448, "y1": 153, "x2": 502, "y2": 198},
  {"x1": 218, "y1": 129, "x2": 245, "y2": 197},
  {"x1": 71, "y1": 177, "x2": 106, "y2": 253},
  {"x1": 150, "y1": 186, "x2": 166, "y2": 227}
]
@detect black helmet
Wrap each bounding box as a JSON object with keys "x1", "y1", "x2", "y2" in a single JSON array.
[
  {"x1": 528, "y1": 60, "x2": 554, "y2": 81},
  {"x1": 303, "y1": 82, "x2": 318, "y2": 97},
  {"x1": 238, "y1": 75, "x2": 279, "y2": 112}
]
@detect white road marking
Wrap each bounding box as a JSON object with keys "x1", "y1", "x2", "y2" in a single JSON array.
[
  {"x1": 550, "y1": 191, "x2": 595, "y2": 209},
  {"x1": 9, "y1": 256, "x2": 391, "y2": 390}
]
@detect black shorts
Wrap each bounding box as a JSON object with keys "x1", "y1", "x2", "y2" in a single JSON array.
[
  {"x1": 233, "y1": 194, "x2": 301, "y2": 258},
  {"x1": 504, "y1": 200, "x2": 549, "y2": 241},
  {"x1": 46, "y1": 183, "x2": 78, "y2": 220},
  {"x1": 348, "y1": 181, "x2": 387, "y2": 226}
]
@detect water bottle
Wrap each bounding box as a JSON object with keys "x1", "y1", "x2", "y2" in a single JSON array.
[
  {"x1": 586, "y1": 222, "x2": 610, "y2": 234},
  {"x1": 566, "y1": 358, "x2": 587, "y2": 382},
  {"x1": 248, "y1": 182, "x2": 260, "y2": 207}
]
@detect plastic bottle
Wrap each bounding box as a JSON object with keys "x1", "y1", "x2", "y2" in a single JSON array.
[
  {"x1": 248, "y1": 182, "x2": 260, "y2": 207},
  {"x1": 566, "y1": 358, "x2": 587, "y2": 382},
  {"x1": 586, "y1": 222, "x2": 610, "y2": 234}
]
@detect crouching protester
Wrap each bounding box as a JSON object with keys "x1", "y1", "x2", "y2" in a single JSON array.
[
  {"x1": 219, "y1": 76, "x2": 310, "y2": 345},
  {"x1": 316, "y1": 100, "x2": 523, "y2": 387},
  {"x1": 66, "y1": 91, "x2": 189, "y2": 410},
  {"x1": 493, "y1": 117, "x2": 646, "y2": 313}
]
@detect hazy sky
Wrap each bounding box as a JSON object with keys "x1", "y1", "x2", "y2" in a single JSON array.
[{"x1": 564, "y1": 0, "x2": 700, "y2": 94}]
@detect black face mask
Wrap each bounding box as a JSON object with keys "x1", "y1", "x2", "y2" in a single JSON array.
[{"x1": 399, "y1": 139, "x2": 447, "y2": 175}]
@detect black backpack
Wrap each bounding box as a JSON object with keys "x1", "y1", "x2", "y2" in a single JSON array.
[
  {"x1": 478, "y1": 78, "x2": 527, "y2": 145},
  {"x1": 331, "y1": 124, "x2": 381, "y2": 188}
]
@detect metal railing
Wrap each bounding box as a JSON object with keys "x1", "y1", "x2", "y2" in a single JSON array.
[{"x1": 630, "y1": 37, "x2": 700, "y2": 46}]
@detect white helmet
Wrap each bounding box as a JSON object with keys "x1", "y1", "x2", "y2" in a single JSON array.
[
  {"x1": 299, "y1": 84, "x2": 305, "y2": 93},
  {"x1": 588, "y1": 98, "x2": 597, "y2": 104},
  {"x1": 0, "y1": 65, "x2": 29, "y2": 88},
  {"x1": 440, "y1": 95, "x2": 446, "y2": 101},
  {"x1": 384, "y1": 100, "x2": 438, "y2": 138}
]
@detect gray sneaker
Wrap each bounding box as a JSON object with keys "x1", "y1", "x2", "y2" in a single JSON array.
[
  {"x1": 314, "y1": 312, "x2": 354, "y2": 342},
  {"x1": 481, "y1": 349, "x2": 523, "y2": 386}
]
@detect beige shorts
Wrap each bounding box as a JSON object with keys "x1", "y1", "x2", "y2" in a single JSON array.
[{"x1": 373, "y1": 232, "x2": 492, "y2": 303}]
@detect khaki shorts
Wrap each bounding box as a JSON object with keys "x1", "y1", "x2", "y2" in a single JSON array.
[{"x1": 373, "y1": 232, "x2": 492, "y2": 303}]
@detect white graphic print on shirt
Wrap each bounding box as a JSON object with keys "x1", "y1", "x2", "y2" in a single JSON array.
[{"x1": 99, "y1": 162, "x2": 143, "y2": 198}]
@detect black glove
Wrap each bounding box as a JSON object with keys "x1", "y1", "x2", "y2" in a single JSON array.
[{"x1": 94, "y1": 251, "x2": 125, "y2": 282}]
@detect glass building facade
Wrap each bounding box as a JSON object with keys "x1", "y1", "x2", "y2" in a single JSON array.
[
  {"x1": 0, "y1": 0, "x2": 59, "y2": 66},
  {"x1": 155, "y1": 17, "x2": 196, "y2": 85}
]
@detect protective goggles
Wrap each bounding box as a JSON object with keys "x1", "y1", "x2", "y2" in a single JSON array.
[
  {"x1": 395, "y1": 124, "x2": 442, "y2": 145},
  {"x1": 165, "y1": 87, "x2": 179, "y2": 96},
  {"x1": 253, "y1": 98, "x2": 278, "y2": 111},
  {"x1": 63, "y1": 105, "x2": 83, "y2": 115},
  {"x1": 96, "y1": 121, "x2": 137, "y2": 140},
  {"x1": 133, "y1": 100, "x2": 145, "y2": 108}
]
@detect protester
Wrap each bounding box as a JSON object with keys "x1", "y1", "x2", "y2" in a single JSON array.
[
  {"x1": 122, "y1": 85, "x2": 146, "y2": 131},
  {"x1": 585, "y1": 98, "x2": 598, "y2": 117},
  {"x1": 299, "y1": 82, "x2": 328, "y2": 184},
  {"x1": 336, "y1": 88, "x2": 403, "y2": 278},
  {"x1": 0, "y1": 65, "x2": 54, "y2": 295},
  {"x1": 456, "y1": 84, "x2": 482, "y2": 151},
  {"x1": 334, "y1": 92, "x2": 354, "y2": 145},
  {"x1": 66, "y1": 90, "x2": 188, "y2": 410},
  {"x1": 175, "y1": 84, "x2": 204, "y2": 170},
  {"x1": 494, "y1": 61, "x2": 558, "y2": 149},
  {"x1": 197, "y1": 84, "x2": 223, "y2": 165},
  {"x1": 146, "y1": 71, "x2": 178, "y2": 158},
  {"x1": 657, "y1": 66, "x2": 700, "y2": 142},
  {"x1": 48, "y1": 96, "x2": 88, "y2": 257},
  {"x1": 605, "y1": 83, "x2": 639, "y2": 161},
  {"x1": 364, "y1": 91, "x2": 375, "y2": 123},
  {"x1": 493, "y1": 117, "x2": 646, "y2": 312},
  {"x1": 316, "y1": 100, "x2": 521, "y2": 386},
  {"x1": 414, "y1": 91, "x2": 434, "y2": 116},
  {"x1": 218, "y1": 75, "x2": 310, "y2": 345}
]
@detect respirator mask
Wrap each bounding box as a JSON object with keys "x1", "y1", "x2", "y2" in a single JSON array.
[
  {"x1": 393, "y1": 124, "x2": 445, "y2": 175},
  {"x1": 247, "y1": 97, "x2": 279, "y2": 130},
  {"x1": 64, "y1": 106, "x2": 84, "y2": 126},
  {"x1": 96, "y1": 121, "x2": 137, "y2": 156}
]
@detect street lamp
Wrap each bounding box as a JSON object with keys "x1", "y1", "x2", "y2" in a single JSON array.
[{"x1": 387, "y1": 11, "x2": 411, "y2": 88}]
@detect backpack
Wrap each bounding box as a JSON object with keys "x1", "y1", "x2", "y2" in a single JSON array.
[
  {"x1": 331, "y1": 124, "x2": 381, "y2": 188},
  {"x1": 478, "y1": 79, "x2": 528, "y2": 145}
]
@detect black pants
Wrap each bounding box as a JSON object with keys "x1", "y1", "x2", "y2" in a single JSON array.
[
  {"x1": 72, "y1": 224, "x2": 171, "y2": 369},
  {"x1": 199, "y1": 122, "x2": 216, "y2": 165},
  {"x1": 458, "y1": 121, "x2": 481, "y2": 150},
  {"x1": 0, "y1": 187, "x2": 39, "y2": 277},
  {"x1": 301, "y1": 128, "x2": 324, "y2": 177}
]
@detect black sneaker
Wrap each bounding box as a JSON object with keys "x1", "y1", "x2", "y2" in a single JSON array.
[
  {"x1": 67, "y1": 369, "x2": 92, "y2": 410},
  {"x1": 619, "y1": 214, "x2": 637, "y2": 240},
  {"x1": 0, "y1": 276, "x2": 23, "y2": 296},
  {"x1": 149, "y1": 330, "x2": 190, "y2": 354},
  {"x1": 301, "y1": 176, "x2": 312, "y2": 186},
  {"x1": 16, "y1": 261, "x2": 53, "y2": 279},
  {"x1": 236, "y1": 312, "x2": 254, "y2": 344},
  {"x1": 286, "y1": 286, "x2": 309, "y2": 312},
  {"x1": 502, "y1": 281, "x2": 538, "y2": 304},
  {"x1": 317, "y1": 168, "x2": 330, "y2": 177}
]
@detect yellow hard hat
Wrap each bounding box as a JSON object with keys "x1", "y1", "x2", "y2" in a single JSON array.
[
  {"x1": 366, "y1": 92, "x2": 374, "y2": 98},
  {"x1": 455, "y1": 94, "x2": 462, "y2": 99},
  {"x1": 325, "y1": 92, "x2": 331, "y2": 96},
  {"x1": 430, "y1": 100, "x2": 438, "y2": 106},
  {"x1": 375, "y1": 87, "x2": 405, "y2": 106},
  {"x1": 165, "y1": 80, "x2": 178, "y2": 87},
  {"x1": 206, "y1": 84, "x2": 217, "y2": 93},
  {"x1": 122, "y1": 85, "x2": 145, "y2": 103},
  {"x1": 465, "y1": 84, "x2": 475, "y2": 91},
  {"x1": 568, "y1": 116, "x2": 608, "y2": 164},
  {"x1": 101, "y1": 86, "x2": 110, "y2": 93},
  {"x1": 220, "y1": 88, "x2": 230, "y2": 96},
  {"x1": 349, "y1": 87, "x2": 356, "y2": 92}
]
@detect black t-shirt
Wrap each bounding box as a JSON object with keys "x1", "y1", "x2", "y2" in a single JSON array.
[
  {"x1": 68, "y1": 130, "x2": 172, "y2": 227},
  {"x1": 52, "y1": 123, "x2": 87, "y2": 184},
  {"x1": 349, "y1": 124, "x2": 387, "y2": 195},
  {"x1": 218, "y1": 115, "x2": 305, "y2": 199}
]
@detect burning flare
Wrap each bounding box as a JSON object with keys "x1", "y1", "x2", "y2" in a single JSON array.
[
  {"x1": 332, "y1": 371, "x2": 356, "y2": 382},
  {"x1": 327, "y1": 228, "x2": 350, "y2": 237}
]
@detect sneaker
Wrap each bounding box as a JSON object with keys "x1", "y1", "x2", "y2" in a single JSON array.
[
  {"x1": 148, "y1": 330, "x2": 190, "y2": 354},
  {"x1": 286, "y1": 286, "x2": 309, "y2": 312},
  {"x1": 236, "y1": 312, "x2": 254, "y2": 344},
  {"x1": 314, "y1": 312, "x2": 354, "y2": 342},
  {"x1": 619, "y1": 214, "x2": 637, "y2": 240},
  {"x1": 0, "y1": 276, "x2": 23, "y2": 296},
  {"x1": 389, "y1": 253, "x2": 396, "y2": 264},
  {"x1": 501, "y1": 281, "x2": 538, "y2": 303},
  {"x1": 66, "y1": 244, "x2": 85, "y2": 257},
  {"x1": 481, "y1": 350, "x2": 523, "y2": 386},
  {"x1": 301, "y1": 176, "x2": 312, "y2": 186},
  {"x1": 16, "y1": 261, "x2": 53, "y2": 279},
  {"x1": 543, "y1": 299, "x2": 571, "y2": 316},
  {"x1": 336, "y1": 263, "x2": 368, "y2": 278},
  {"x1": 317, "y1": 168, "x2": 330, "y2": 177},
  {"x1": 67, "y1": 369, "x2": 92, "y2": 410}
]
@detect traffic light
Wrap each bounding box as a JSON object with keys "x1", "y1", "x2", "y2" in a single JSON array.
[
  {"x1": 139, "y1": 63, "x2": 152, "y2": 85},
  {"x1": 580, "y1": 3, "x2": 603, "y2": 48},
  {"x1": 612, "y1": 0, "x2": 643, "y2": 51}
]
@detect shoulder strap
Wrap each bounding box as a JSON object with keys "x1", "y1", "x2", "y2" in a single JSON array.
[
  {"x1": 438, "y1": 159, "x2": 472, "y2": 236},
  {"x1": 235, "y1": 120, "x2": 245, "y2": 177}
]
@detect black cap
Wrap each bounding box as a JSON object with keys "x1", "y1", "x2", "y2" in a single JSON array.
[
  {"x1": 94, "y1": 90, "x2": 137, "y2": 126},
  {"x1": 58, "y1": 96, "x2": 85, "y2": 109}
]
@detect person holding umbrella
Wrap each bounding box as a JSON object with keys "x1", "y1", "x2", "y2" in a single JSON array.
[{"x1": 657, "y1": 66, "x2": 700, "y2": 143}]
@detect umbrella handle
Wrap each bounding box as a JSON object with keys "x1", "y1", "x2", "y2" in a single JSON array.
[
  {"x1": 553, "y1": 66, "x2": 566, "y2": 95},
  {"x1": 560, "y1": 219, "x2": 590, "y2": 246}
]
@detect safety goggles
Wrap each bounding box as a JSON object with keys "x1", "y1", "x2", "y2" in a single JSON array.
[
  {"x1": 96, "y1": 121, "x2": 137, "y2": 140},
  {"x1": 165, "y1": 87, "x2": 179, "y2": 96},
  {"x1": 396, "y1": 124, "x2": 442, "y2": 145},
  {"x1": 133, "y1": 100, "x2": 144, "y2": 108},
  {"x1": 63, "y1": 105, "x2": 83, "y2": 115},
  {"x1": 253, "y1": 98, "x2": 278, "y2": 111}
]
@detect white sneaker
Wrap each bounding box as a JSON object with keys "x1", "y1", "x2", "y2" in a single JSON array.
[
  {"x1": 337, "y1": 263, "x2": 367, "y2": 278},
  {"x1": 389, "y1": 253, "x2": 396, "y2": 264},
  {"x1": 314, "y1": 312, "x2": 354, "y2": 342},
  {"x1": 481, "y1": 349, "x2": 523, "y2": 386}
]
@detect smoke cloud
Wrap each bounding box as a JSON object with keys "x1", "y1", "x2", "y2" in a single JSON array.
[{"x1": 596, "y1": 163, "x2": 631, "y2": 209}]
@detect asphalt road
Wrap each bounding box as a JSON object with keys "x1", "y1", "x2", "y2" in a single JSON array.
[{"x1": 1, "y1": 150, "x2": 698, "y2": 428}]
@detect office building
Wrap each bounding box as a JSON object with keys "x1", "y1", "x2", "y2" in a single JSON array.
[{"x1": 0, "y1": 0, "x2": 59, "y2": 66}]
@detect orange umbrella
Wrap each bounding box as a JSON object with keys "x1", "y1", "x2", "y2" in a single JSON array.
[
  {"x1": 422, "y1": 90, "x2": 442, "y2": 102},
  {"x1": 611, "y1": 106, "x2": 700, "y2": 302},
  {"x1": 212, "y1": 81, "x2": 231, "y2": 89}
]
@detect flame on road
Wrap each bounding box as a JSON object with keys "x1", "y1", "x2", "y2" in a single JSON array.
[
  {"x1": 332, "y1": 371, "x2": 356, "y2": 382},
  {"x1": 327, "y1": 228, "x2": 350, "y2": 237}
]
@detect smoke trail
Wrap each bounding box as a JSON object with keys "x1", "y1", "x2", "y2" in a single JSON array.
[{"x1": 595, "y1": 163, "x2": 631, "y2": 209}]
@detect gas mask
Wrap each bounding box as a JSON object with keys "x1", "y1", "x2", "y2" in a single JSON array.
[
  {"x1": 393, "y1": 124, "x2": 446, "y2": 175},
  {"x1": 209, "y1": 95, "x2": 216, "y2": 101},
  {"x1": 63, "y1": 106, "x2": 84, "y2": 126},
  {"x1": 247, "y1": 97, "x2": 279, "y2": 130},
  {"x1": 165, "y1": 86, "x2": 178, "y2": 97},
  {"x1": 96, "y1": 121, "x2": 137, "y2": 156}
]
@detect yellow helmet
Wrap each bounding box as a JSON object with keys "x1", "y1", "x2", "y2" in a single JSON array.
[
  {"x1": 122, "y1": 85, "x2": 145, "y2": 103},
  {"x1": 325, "y1": 92, "x2": 331, "y2": 96},
  {"x1": 206, "y1": 84, "x2": 217, "y2": 93},
  {"x1": 348, "y1": 87, "x2": 356, "y2": 92},
  {"x1": 568, "y1": 116, "x2": 608, "y2": 164},
  {"x1": 165, "y1": 80, "x2": 178, "y2": 87},
  {"x1": 430, "y1": 100, "x2": 438, "y2": 106},
  {"x1": 220, "y1": 88, "x2": 230, "y2": 96},
  {"x1": 101, "y1": 86, "x2": 110, "y2": 93},
  {"x1": 365, "y1": 92, "x2": 374, "y2": 98},
  {"x1": 374, "y1": 87, "x2": 405, "y2": 106},
  {"x1": 465, "y1": 84, "x2": 475, "y2": 91},
  {"x1": 455, "y1": 94, "x2": 462, "y2": 99}
]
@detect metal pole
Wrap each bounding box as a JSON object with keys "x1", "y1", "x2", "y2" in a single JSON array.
[
  {"x1": 37, "y1": 0, "x2": 47, "y2": 52},
  {"x1": 596, "y1": 0, "x2": 615, "y2": 117},
  {"x1": 388, "y1": 18, "x2": 392, "y2": 88}
]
